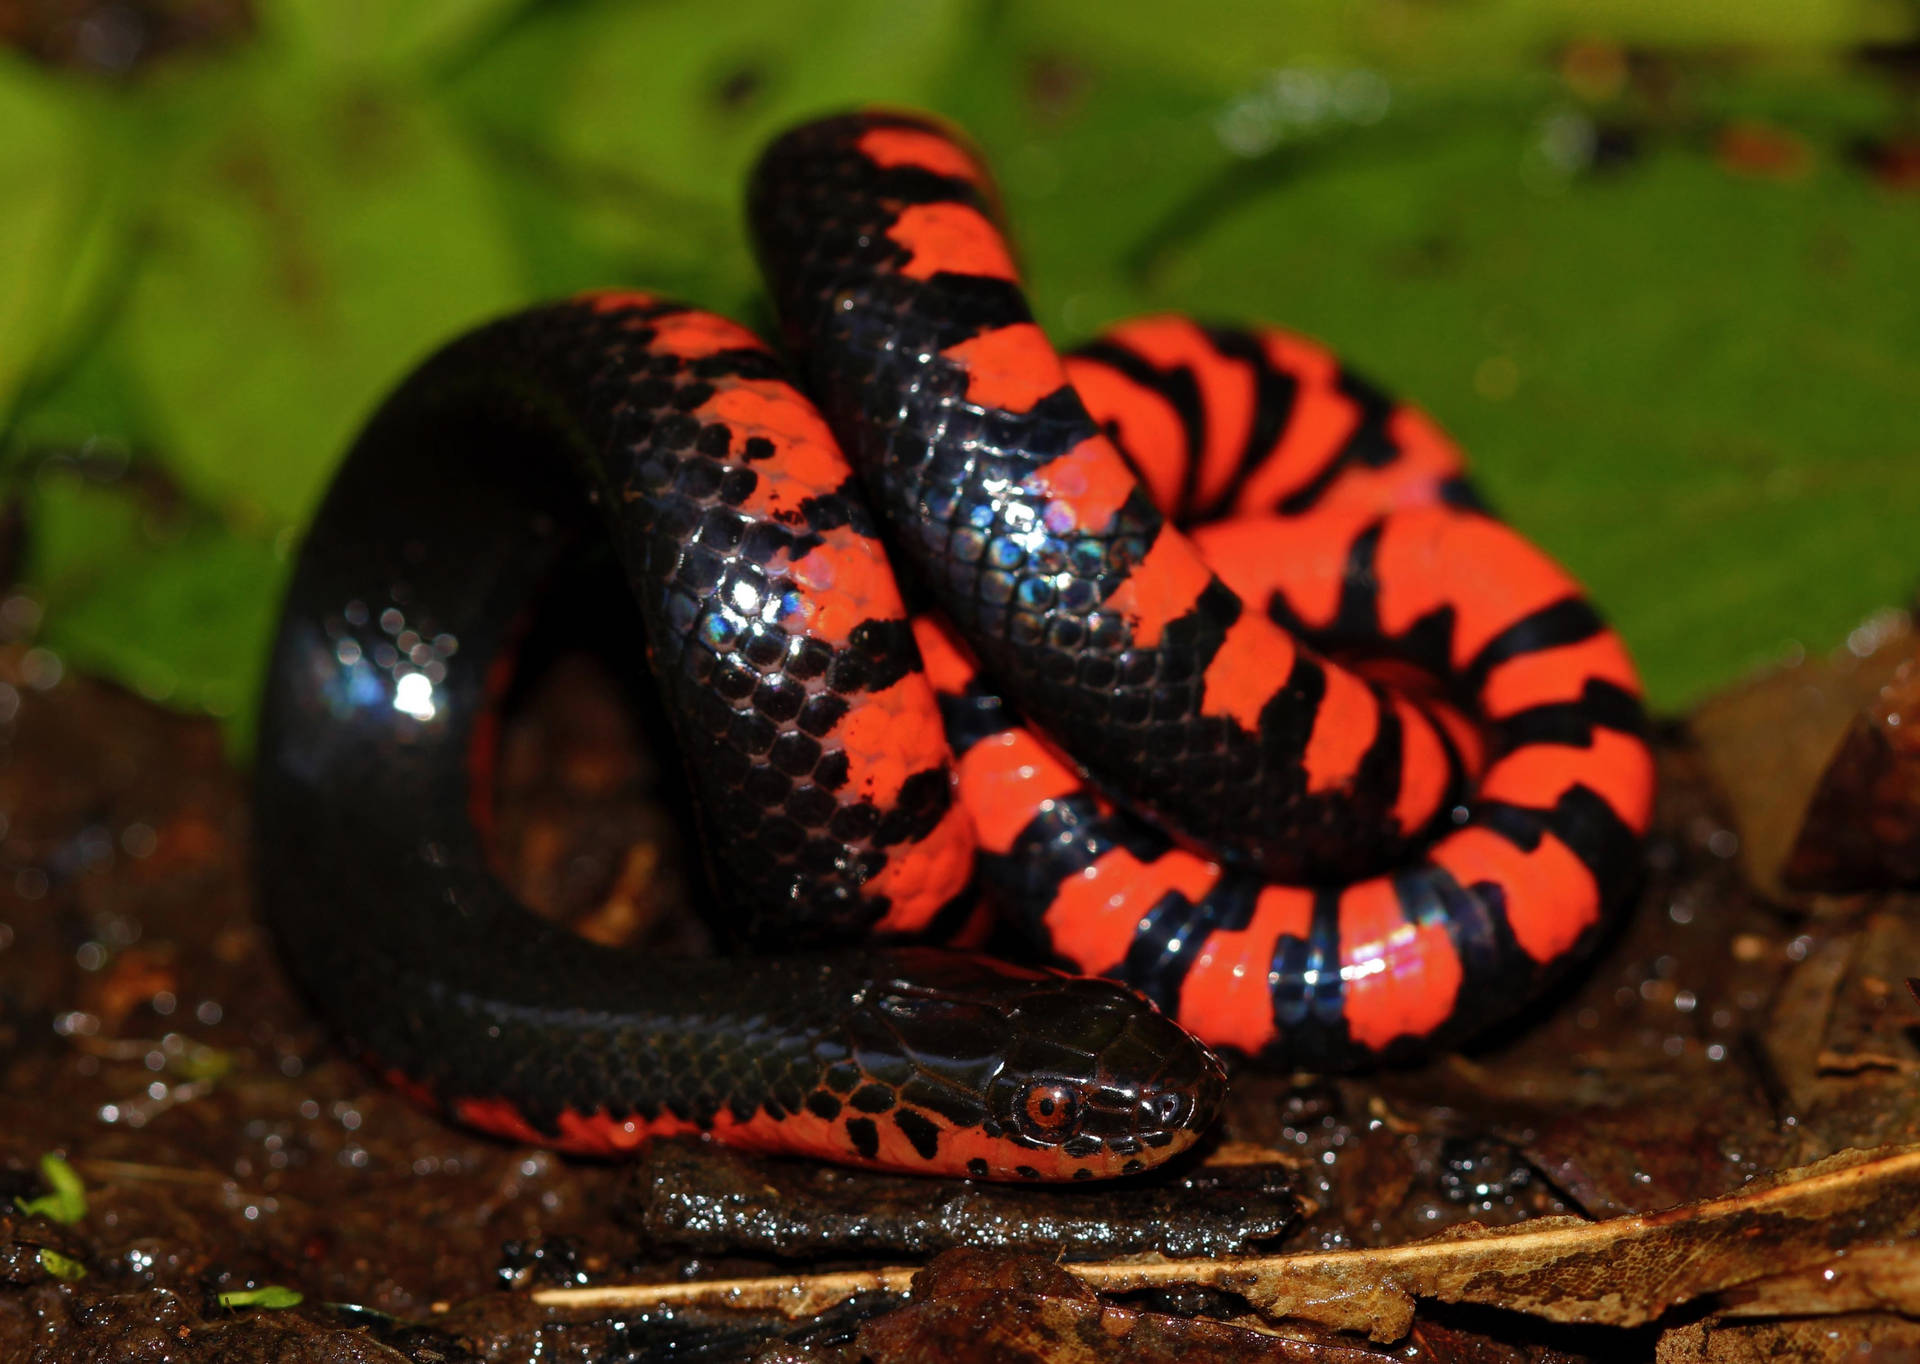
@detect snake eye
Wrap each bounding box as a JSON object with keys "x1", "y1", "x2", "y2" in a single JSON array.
[{"x1": 1016, "y1": 1081, "x2": 1079, "y2": 1143}]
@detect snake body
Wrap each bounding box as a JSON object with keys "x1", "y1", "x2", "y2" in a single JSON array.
[{"x1": 253, "y1": 111, "x2": 1652, "y2": 1179}]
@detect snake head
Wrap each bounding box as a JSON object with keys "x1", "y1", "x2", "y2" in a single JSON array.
[
  {"x1": 975, "y1": 971, "x2": 1229, "y2": 1180},
  {"x1": 833, "y1": 949, "x2": 1227, "y2": 1181}
]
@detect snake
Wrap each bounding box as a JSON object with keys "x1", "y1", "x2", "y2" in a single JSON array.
[{"x1": 252, "y1": 110, "x2": 1654, "y2": 1182}]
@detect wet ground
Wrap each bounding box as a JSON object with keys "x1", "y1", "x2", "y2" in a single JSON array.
[{"x1": 2, "y1": 609, "x2": 1918, "y2": 1362}]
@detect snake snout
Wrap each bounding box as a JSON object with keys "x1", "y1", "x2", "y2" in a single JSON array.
[{"x1": 1099, "y1": 1002, "x2": 1229, "y2": 1153}]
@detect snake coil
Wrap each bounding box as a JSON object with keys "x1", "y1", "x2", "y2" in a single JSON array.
[{"x1": 254, "y1": 110, "x2": 1652, "y2": 1181}]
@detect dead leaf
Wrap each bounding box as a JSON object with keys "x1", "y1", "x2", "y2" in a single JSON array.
[
  {"x1": 535, "y1": 1143, "x2": 1920, "y2": 1344},
  {"x1": 862, "y1": 1287, "x2": 1397, "y2": 1363},
  {"x1": 1715, "y1": 1242, "x2": 1920, "y2": 1319},
  {"x1": 1785, "y1": 641, "x2": 1920, "y2": 893},
  {"x1": 1691, "y1": 611, "x2": 1913, "y2": 902}
]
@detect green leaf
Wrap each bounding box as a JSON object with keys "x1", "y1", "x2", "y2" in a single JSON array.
[
  {"x1": 25, "y1": 468, "x2": 285, "y2": 730},
  {"x1": 118, "y1": 54, "x2": 526, "y2": 527},
  {"x1": 14, "y1": 1153, "x2": 87, "y2": 1225},
  {"x1": 445, "y1": 0, "x2": 973, "y2": 213},
  {"x1": 218, "y1": 1285, "x2": 304, "y2": 1309},
  {"x1": 37, "y1": 1249, "x2": 87, "y2": 1282},
  {"x1": 170, "y1": 1041, "x2": 236, "y2": 1084},
  {"x1": 0, "y1": 62, "x2": 132, "y2": 437},
  {"x1": 266, "y1": 0, "x2": 534, "y2": 73},
  {"x1": 11, "y1": 1, "x2": 1920, "y2": 733},
  {"x1": 1002, "y1": 0, "x2": 1908, "y2": 92}
]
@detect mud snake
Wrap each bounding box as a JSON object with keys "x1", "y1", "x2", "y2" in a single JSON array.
[{"x1": 253, "y1": 110, "x2": 1654, "y2": 1181}]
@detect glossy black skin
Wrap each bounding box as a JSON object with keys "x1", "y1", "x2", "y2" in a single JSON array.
[{"x1": 252, "y1": 299, "x2": 1225, "y2": 1176}]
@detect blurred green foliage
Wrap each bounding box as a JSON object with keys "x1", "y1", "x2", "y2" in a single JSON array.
[{"x1": 2, "y1": 0, "x2": 1916, "y2": 744}]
